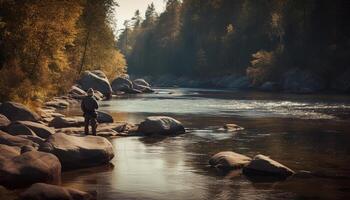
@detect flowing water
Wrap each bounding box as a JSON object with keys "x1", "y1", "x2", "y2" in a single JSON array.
[{"x1": 61, "y1": 88, "x2": 350, "y2": 200}]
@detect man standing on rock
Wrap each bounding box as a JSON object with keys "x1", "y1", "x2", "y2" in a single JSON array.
[{"x1": 81, "y1": 88, "x2": 98, "y2": 136}]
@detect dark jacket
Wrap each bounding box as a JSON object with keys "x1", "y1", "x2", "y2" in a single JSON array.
[{"x1": 81, "y1": 96, "x2": 98, "y2": 117}]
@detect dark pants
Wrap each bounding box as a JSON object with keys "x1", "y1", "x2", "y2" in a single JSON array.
[{"x1": 84, "y1": 114, "x2": 97, "y2": 135}]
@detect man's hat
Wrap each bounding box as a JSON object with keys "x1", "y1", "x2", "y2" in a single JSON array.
[{"x1": 87, "y1": 88, "x2": 94, "y2": 96}]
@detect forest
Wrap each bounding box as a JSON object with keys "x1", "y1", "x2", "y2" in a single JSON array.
[
  {"x1": 119, "y1": 0, "x2": 350, "y2": 92},
  {"x1": 0, "y1": 0, "x2": 126, "y2": 104}
]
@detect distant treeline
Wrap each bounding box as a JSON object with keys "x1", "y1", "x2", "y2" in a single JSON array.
[
  {"x1": 0, "y1": 0, "x2": 126, "y2": 104},
  {"x1": 119, "y1": 0, "x2": 350, "y2": 87}
]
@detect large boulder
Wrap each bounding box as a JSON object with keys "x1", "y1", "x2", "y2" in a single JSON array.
[
  {"x1": 209, "y1": 151, "x2": 251, "y2": 171},
  {"x1": 20, "y1": 183, "x2": 96, "y2": 200},
  {"x1": 0, "y1": 131, "x2": 38, "y2": 148},
  {"x1": 97, "y1": 111, "x2": 113, "y2": 123},
  {"x1": 133, "y1": 79, "x2": 150, "y2": 87},
  {"x1": 133, "y1": 83, "x2": 155, "y2": 93},
  {"x1": 283, "y1": 69, "x2": 325, "y2": 93},
  {"x1": 243, "y1": 154, "x2": 295, "y2": 178},
  {"x1": 17, "y1": 121, "x2": 55, "y2": 139},
  {"x1": 5, "y1": 122, "x2": 37, "y2": 136},
  {"x1": 77, "y1": 71, "x2": 112, "y2": 97},
  {"x1": 40, "y1": 133, "x2": 114, "y2": 169},
  {"x1": 0, "y1": 114, "x2": 10, "y2": 130},
  {"x1": 138, "y1": 116, "x2": 185, "y2": 135},
  {"x1": 0, "y1": 144, "x2": 21, "y2": 160},
  {"x1": 111, "y1": 77, "x2": 133, "y2": 92},
  {"x1": 48, "y1": 116, "x2": 84, "y2": 128},
  {"x1": 0, "y1": 102, "x2": 40, "y2": 122},
  {"x1": 0, "y1": 150, "x2": 61, "y2": 188}
]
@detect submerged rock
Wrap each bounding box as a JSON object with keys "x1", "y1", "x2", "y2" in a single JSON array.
[
  {"x1": 138, "y1": 116, "x2": 185, "y2": 135},
  {"x1": 20, "y1": 183, "x2": 96, "y2": 200},
  {"x1": 0, "y1": 150, "x2": 61, "y2": 188},
  {"x1": 78, "y1": 71, "x2": 112, "y2": 98},
  {"x1": 40, "y1": 133, "x2": 114, "y2": 169},
  {"x1": 209, "y1": 151, "x2": 251, "y2": 171},
  {"x1": 0, "y1": 102, "x2": 40, "y2": 122},
  {"x1": 243, "y1": 154, "x2": 295, "y2": 178},
  {"x1": 219, "y1": 124, "x2": 244, "y2": 132}
]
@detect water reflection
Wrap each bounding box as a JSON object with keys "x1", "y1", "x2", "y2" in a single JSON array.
[{"x1": 61, "y1": 88, "x2": 350, "y2": 200}]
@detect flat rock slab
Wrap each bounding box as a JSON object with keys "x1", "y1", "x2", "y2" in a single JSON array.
[
  {"x1": 209, "y1": 151, "x2": 251, "y2": 171},
  {"x1": 40, "y1": 133, "x2": 114, "y2": 170},
  {"x1": 138, "y1": 116, "x2": 185, "y2": 135},
  {"x1": 20, "y1": 183, "x2": 96, "y2": 200},
  {"x1": 243, "y1": 154, "x2": 295, "y2": 178},
  {"x1": 0, "y1": 150, "x2": 61, "y2": 188},
  {"x1": 0, "y1": 102, "x2": 40, "y2": 122}
]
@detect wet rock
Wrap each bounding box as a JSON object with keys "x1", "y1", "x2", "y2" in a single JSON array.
[
  {"x1": 20, "y1": 183, "x2": 96, "y2": 200},
  {"x1": 48, "y1": 116, "x2": 84, "y2": 128},
  {"x1": 78, "y1": 71, "x2": 112, "y2": 98},
  {"x1": 133, "y1": 79, "x2": 150, "y2": 87},
  {"x1": 133, "y1": 84, "x2": 155, "y2": 93},
  {"x1": 243, "y1": 154, "x2": 295, "y2": 178},
  {"x1": 16, "y1": 121, "x2": 55, "y2": 139},
  {"x1": 0, "y1": 131, "x2": 39, "y2": 148},
  {"x1": 0, "y1": 102, "x2": 40, "y2": 122},
  {"x1": 97, "y1": 111, "x2": 113, "y2": 123},
  {"x1": 209, "y1": 151, "x2": 251, "y2": 171},
  {"x1": 111, "y1": 77, "x2": 133, "y2": 92},
  {"x1": 40, "y1": 133, "x2": 114, "y2": 169},
  {"x1": 138, "y1": 116, "x2": 185, "y2": 135},
  {"x1": 0, "y1": 114, "x2": 10, "y2": 130},
  {"x1": 5, "y1": 121, "x2": 36, "y2": 136},
  {"x1": 0, "y1": 151, "x2": 61, "y2": 188}
]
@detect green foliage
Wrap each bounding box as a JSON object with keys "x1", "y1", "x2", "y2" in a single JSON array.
[{"x1": 121, "y1": 0, "x2": 350, "y2": 84}]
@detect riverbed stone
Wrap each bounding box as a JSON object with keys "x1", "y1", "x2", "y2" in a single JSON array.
[
  {"x1": 111, "y1": 77, "x2": 133, "y2": 92},
  {"x1": 16, "y1": 121, "x2": 55, "y2": 139},
  {"x1": 243, "y1": 154, "x2": 295, "y2": 177},
  {"x1": 48, "y1": 116, "x2": 84, "y2": 128},
  {"x1": 0, "y1": 130, "x2": 38, "y2": 148},
  {"x1": 20, "y1": 183, "x2": 96, "y2": 200},
  {"x1": 40, "y1": 133, "x2": 114, "y2": 169},
  {"x1": 78, "y1": 71, "x2": 112, "y2": 98},
  {"x1": 218, "y1": 124, "x2": 244, "y2": 132},
  {"x1": 0, "y1": 150, "x2": 61, "y2": 188},
  {"x1": 5, "y1": 121, "x2": 37, "y2": 136},
  {"x1": 138, "y1": 116, "x2": 185, "y2": 135},
  {"x1": 0, "y1": 102, "x2": 40, "y2": 122},
  {"x1": 97, "y1": 111, "x2": 114, "y2": 123},
  {"x1": 209, "y1": 151, "x2": 251, "y2": 171}
]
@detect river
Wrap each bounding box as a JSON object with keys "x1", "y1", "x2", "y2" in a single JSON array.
[{"x1": 61, "y1": 88, "x2": 350, "y2": 200}]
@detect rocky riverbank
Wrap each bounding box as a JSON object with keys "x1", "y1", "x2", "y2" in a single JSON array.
[
  {"x1": 0, "y1": 70, "x2": 303, "y2": 199},
  {"x1": 136, "y1": 68, "x2": 350, "y2": 94}
]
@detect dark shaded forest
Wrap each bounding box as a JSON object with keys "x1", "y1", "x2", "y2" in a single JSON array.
[{"x1": 119, "y1": 0, "x2": 350, "y2": 92}]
